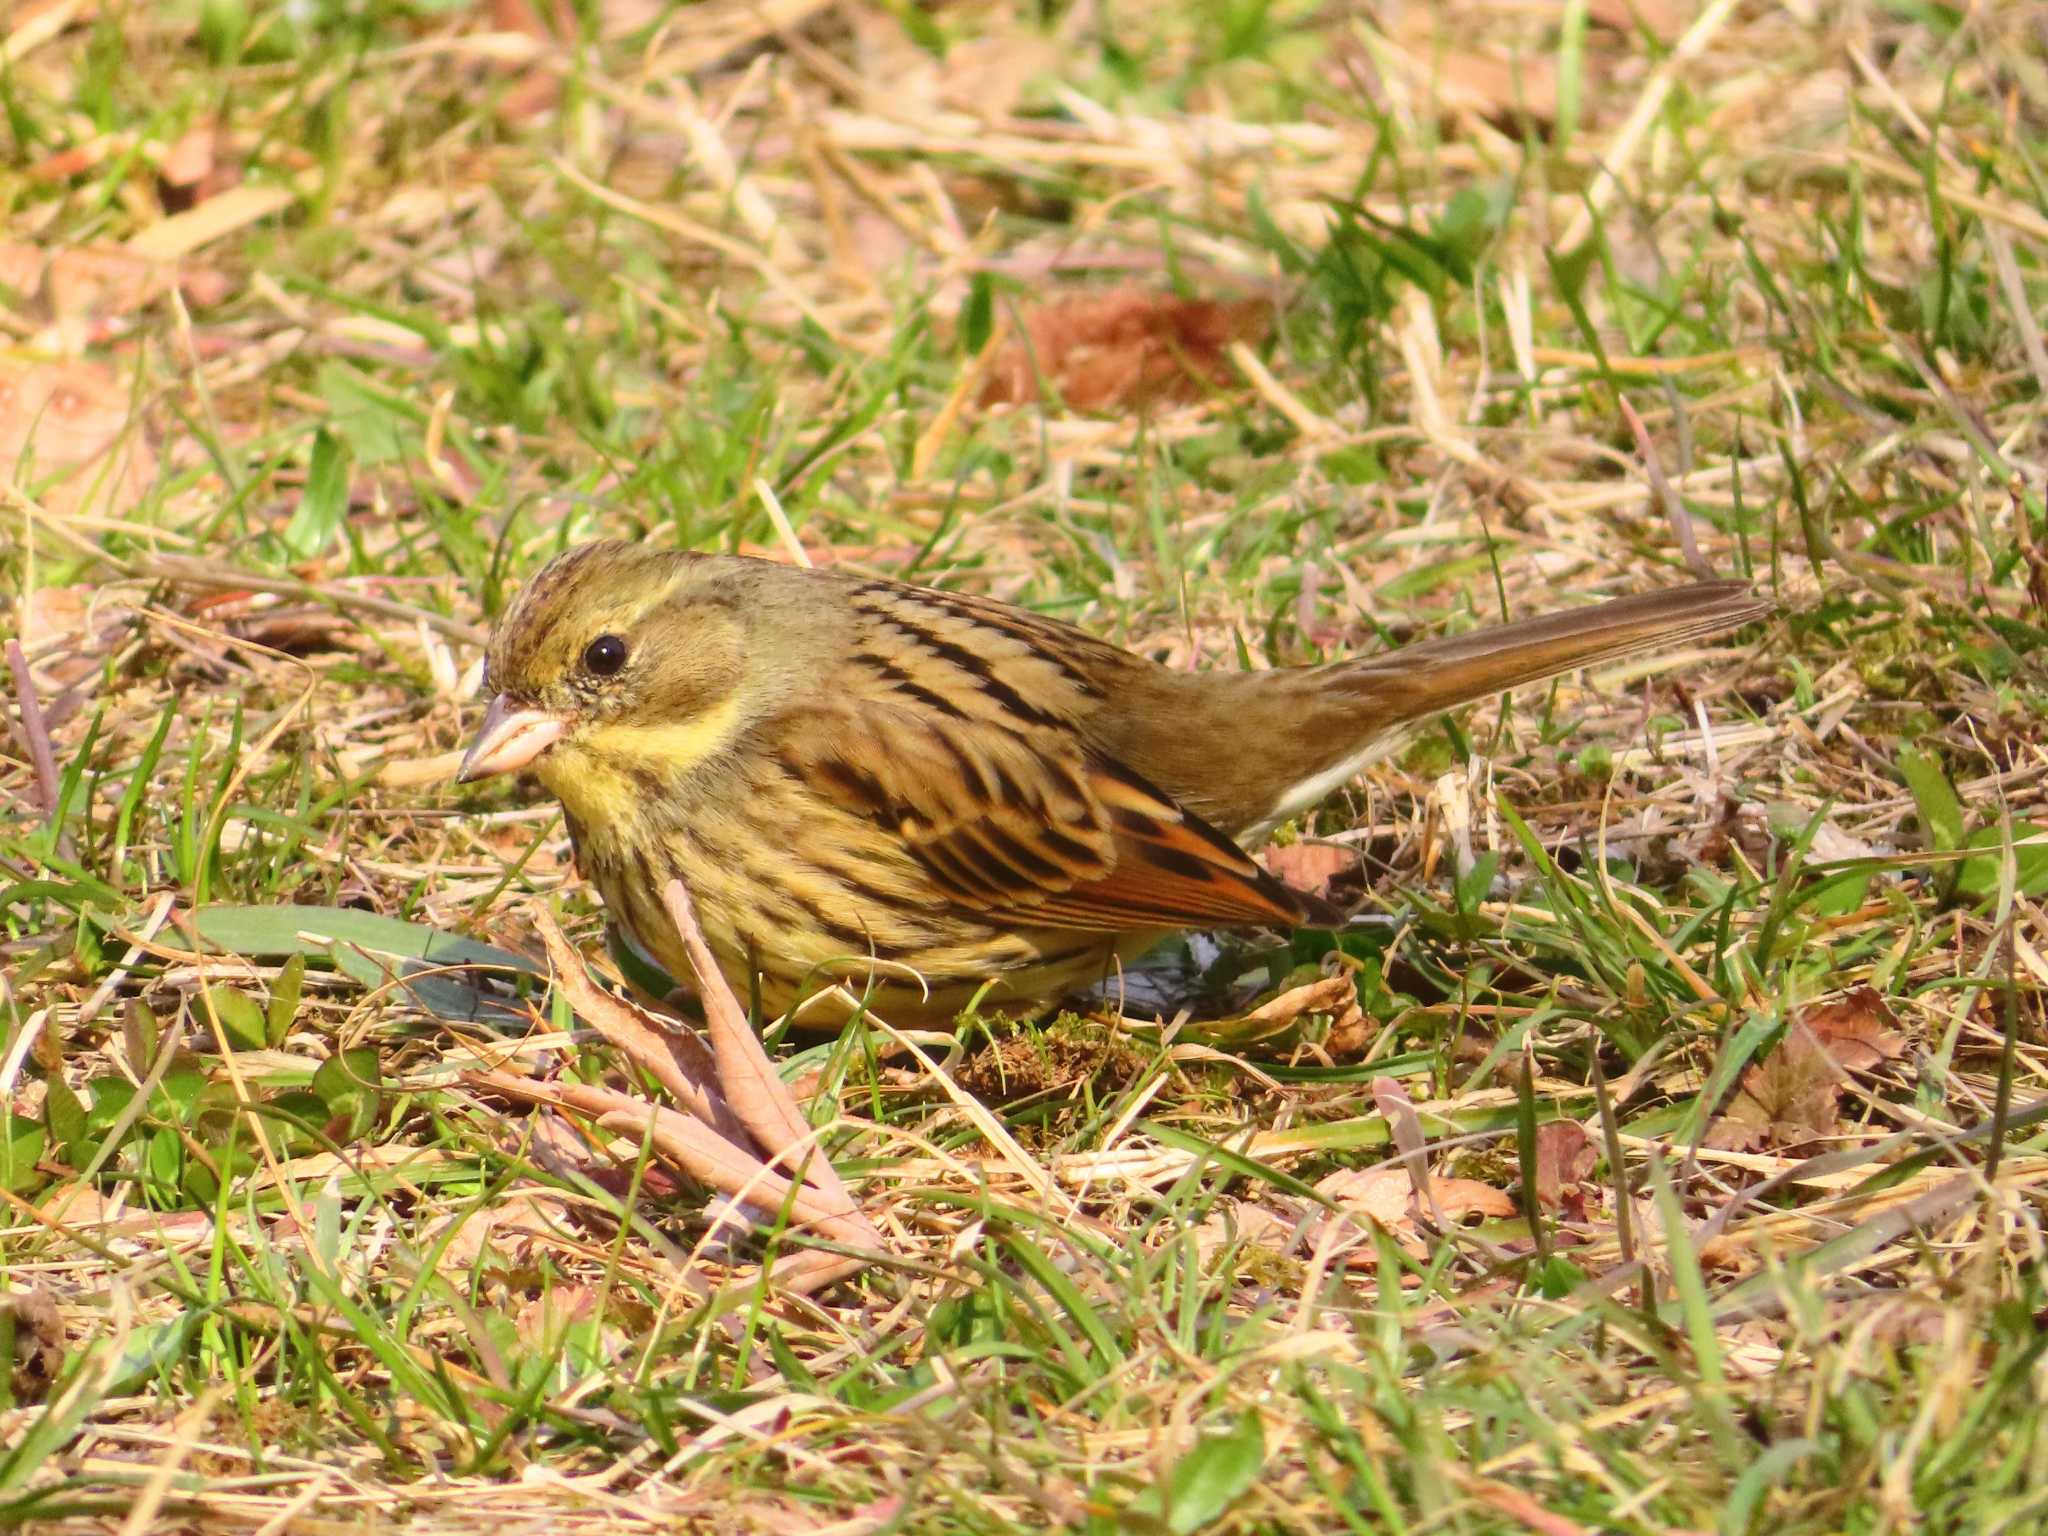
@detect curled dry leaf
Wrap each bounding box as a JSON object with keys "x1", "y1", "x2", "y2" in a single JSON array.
[
  {"x1": 1261, "y1": 841, "x2": 1358, "y2": 899},
  {"x1": 1315, "y1": 1165, "x2": 1413, "y2": 1232},
  {"x1": 1311, "y1": 1163, "x2": 1514, "y2": 1258},
  {"x1": 1799, "y1": 985, "x2": 1907, "y2": 1073},
  {"x1": 1432, "y1": 1178, "x2": 1518, "y2": 1222},
  {"x1": 1244, "y1": 973, "x2": 1363, "y2": 1037},
  {"x1": 0, "y1": 356, "x2": 157, "y2": 515},
  {"x1": 1533, "y1": 1120, "x2": 1599, "y2": 1209},
  {"x1": 978, "y1": 288, "x2": 1273, "y2": 413},
  {"x1": 158, "y1": 126, "x2": 216, "y2": 191}
]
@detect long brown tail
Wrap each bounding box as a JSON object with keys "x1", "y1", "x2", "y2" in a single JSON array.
[{"x1": 1323, "y1": 578, "x2": 1772, "y2": 726}]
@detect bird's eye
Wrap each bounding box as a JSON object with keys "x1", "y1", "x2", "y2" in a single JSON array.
[{"x1": 582, "y1": 634, "x2": 629, "y2": 677}]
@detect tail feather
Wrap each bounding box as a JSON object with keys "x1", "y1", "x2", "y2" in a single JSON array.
[{"x1": 1325, "y1": 578, "x2": 1772, "y2": 724}]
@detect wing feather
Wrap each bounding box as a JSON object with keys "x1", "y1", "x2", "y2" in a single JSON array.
[{"x1": 779, "y1": 701, "x2": 1337, "y2": 933}]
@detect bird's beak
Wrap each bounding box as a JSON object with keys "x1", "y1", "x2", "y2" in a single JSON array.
[{"x1": 457, "y1": 694, "x2": 568, "y2": 783}]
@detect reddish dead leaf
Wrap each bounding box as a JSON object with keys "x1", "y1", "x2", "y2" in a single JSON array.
[
  {"x1": 27, "y1": 140, "x2": 110, "y2": 183},
  {"x1": 1586, "y1": 0, "x2": 1682, "y2": 42},
  {"x1": 514, "y1": 1281, "x2": 601, "y2": 1354},
  {"x1": 978, "y1": 289, "x2": 1272, "y2": 413},
  {"x1": 1261, "y1": 841, "x2": 1357, "y2": 899},
  {"x1": 1431, "y1": 1178, "x2": 1516, "y2": 1222},
  {"x1": 0, "y1": 356, "x2": 157, "y2": 515},
  {"x1": 1799, "y1": 986, "x2": 1907, "y2": 1073},
  {"x1": 1533, "y1": 1120, "x2": 1598, "y2": 1208},
  {"x1": 0, "y1": 242, "x2": 230, "y2": 348},
  {"x1": 491, "y1": 0, "x2": 575, "y2": 36},
  {"x1": 1310, "y1": 1164, "x2": 1512, "y2": 1261},
  {"x1": 426, "y1": 1189, "x2": 566, "y2": 1280},
  {"x1": 156, "y1": 125, "x2": 237, "y2": 212},
  {"x1": 1315, "y1": 1165, "x2": 1413, "y2": 1231},
  {"x1": 159, "y1": 126, "x2": 216, "y2": 190},
  {"x1": 1707, "y1": 1027, "x2": 1842, "y2": 1152},
  {"x1": 1458, "y1": 1472, "x2": 1595, "y2": 1536}
]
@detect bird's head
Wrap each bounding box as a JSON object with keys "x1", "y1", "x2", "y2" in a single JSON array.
[{"x1": 457, "y1": 540, "x2": 751, "y2": 796}]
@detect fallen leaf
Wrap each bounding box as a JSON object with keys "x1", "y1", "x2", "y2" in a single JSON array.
[
  {"x1": 935, "y1": 29, "x2": 1062, "y2": 122},
  {"x1": 1261, "y1": 841, "x2": 1357, "y2": 899},
  {"x1": 425, "y1": 1188, "x2": 567, "y2": 1280},
  {"x1": 1586, "y1": 0, "x2": 1681, "y2": 43},
  {"x1": 978, "y1": 289, "x2": 1272, "y2": 413},
  {"x1": 15, "y1": 583, "x2": 136, "y2": 722},
  {"x1": 1431, "y1": 1177, "x2": 1517, "y2": 1222},
  {"x1": 1192, "y1": 1201, "x2": 1293, "y2": 1264},
  {"x1": 1799, "y1": 986, "x2": 1907, "y2": 1073},
  {"x1": 0, "y1": 355, "x2": 157, "y2": 515},
  {"x1": 1244, "y1": 973, "x2": 1361, "y2": 1032},
  {"x1": 1533, "y1": 1120, "x2": 1598, "y2": 1208},
  {"x1": 514, "y1": 1281, "x2": 601, "y2": 1354},
  {"x1": 1381, "y1": 14, "x2": 1558, "y2": 137},
  {"x1": 1315, "y1": 1165, "x2": 1413, "y2": 1230},
  {"x1": 0, "y1": 242, "x2": 230, "y2": 350},
  {"x1": 158, "y1": 125, "x2": 216, "y2": 191},
  {"x1": 1707, "y1": 1026, "x2": 1841, "y2": 1152}
]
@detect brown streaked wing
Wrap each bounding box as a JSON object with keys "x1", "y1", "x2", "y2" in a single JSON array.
[{"x1": 777, "y1": 699, "x2": 1339, "y2": 934}]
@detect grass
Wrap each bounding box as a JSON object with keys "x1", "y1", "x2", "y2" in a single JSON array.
[{"x1": 4, "y1": 0, "x2": 2048, "y2": 1529}]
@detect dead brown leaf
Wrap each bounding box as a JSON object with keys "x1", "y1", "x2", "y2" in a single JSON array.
[
  {"x1": 1533, "y1": 1120, "x2": 1598, "y2": 1208},
  {"x1": 0, "y1": 355, "x2": 157, "y2": 515},
  {"x1": 1800, "y1": 986, "x2": 1908, "y2": 1073},
  {"x1": 935, "y1": 30, "x2": 1063, "y2": 122},
  {"x1": 1261, "y1": 841, "x2": 1358, "y2": 899},
  {"x1": 1432, "y1": 1177, "x2": 1517, "y2": 1222},
  {"x1": 1244, "y1": 973, "x2": 1362, "y2": 1035},
  {"x1": 426, "y1": 1189, "x2": 568, "y2": 1281},
  {"x1": 1707, "y1": 1027, "x2": 1841, "y2": 1152},
  {"x1": 0, "y1": 243, "x2": 230, "y2": 350},
  {"x1": 17, "y1": 583, "x2": 130, "y2": 688},
  {"x1": 159, "y1": 126, "x2": 216, "y2": 189},
  {"x1": 1707, "y1": 989, "x2": 1906, "y2": 1151},
  {"x1": 1315, "y1": 1165, "x2": 1413, "y2": 1231},
  {"x1": 978, "y1": 289, "x2": 1272, "y2": 413},
  {"x1": 1311, "y1": 1163, "x2": 1513, "y2": 1260},
  {"x1": 1381, "y1": 14, "x2": 1558, "y2": 137},
  {"x1": 1586, "y1": 0, "x2": 1682, "y2": 43},
  {"x1": 1192, "y1": 1200, "x2": 1293, "y2": 1265}
]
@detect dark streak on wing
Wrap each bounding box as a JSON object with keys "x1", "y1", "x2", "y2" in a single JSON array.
[
  {"x1": 858, "y1": 651, "x2": 975, "y2": 721},
  {"x1": 854, "y1": 583, "x2": 1110, "y2": 697}
]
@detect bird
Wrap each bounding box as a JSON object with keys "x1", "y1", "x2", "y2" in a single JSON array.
[{"x1": 458, "y1": 540, "x2": 1769, "y2": 1028}]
